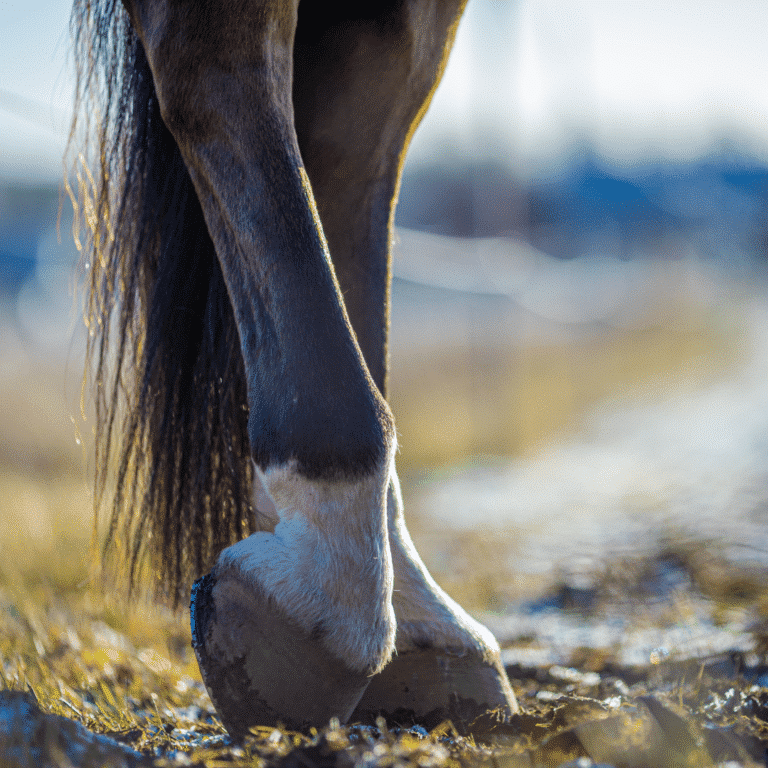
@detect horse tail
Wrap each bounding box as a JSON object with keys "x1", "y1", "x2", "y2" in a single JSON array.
[{"x1": 69, "y1": 0, "x2": 257, "y2": 606}]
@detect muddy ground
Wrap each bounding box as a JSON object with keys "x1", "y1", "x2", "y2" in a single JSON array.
[{"x1": 3, "y1": 540, "x2": 768, "y2": 768}]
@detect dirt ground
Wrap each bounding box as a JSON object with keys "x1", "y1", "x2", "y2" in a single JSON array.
[{"x1": 3, "y1": 538, "x2": 768, "y2": 767}]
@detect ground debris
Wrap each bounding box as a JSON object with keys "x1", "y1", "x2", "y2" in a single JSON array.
[
  {"x1": 4, "y1": 543, "x2": 768, "y2": 767},
  {"x1": 0, "y1": 689, "x2": 146, "y2": 767}
]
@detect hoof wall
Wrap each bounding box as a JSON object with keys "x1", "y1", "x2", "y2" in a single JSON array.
[
  {"x1": 351, "y1": 647, "x2": 518, "y2": 733},
  {"x1": 191, "y1": 572, "x2": 370, "y2": 736}
]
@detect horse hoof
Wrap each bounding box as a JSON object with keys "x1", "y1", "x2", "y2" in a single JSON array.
[
  {"x1": 191, "y1": 571, "x2": 371, "y2": 736},
  {"x1": 350, "y1": 647, "x2": 518, "y2": 733}
]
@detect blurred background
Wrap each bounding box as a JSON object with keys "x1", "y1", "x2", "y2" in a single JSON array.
[{"x1": 3, "y1": 0, "x2": 768, "y2": 657}]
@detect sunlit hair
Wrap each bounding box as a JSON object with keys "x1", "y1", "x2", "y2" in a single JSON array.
[{"x1": 67, "y1": 0, "x2": 258, "y2": 606}]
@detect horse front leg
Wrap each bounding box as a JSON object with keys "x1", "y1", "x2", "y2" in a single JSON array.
[
  {"x1": 293, "y1": 1, "x2": 518, "y2": 729},
  {"x1": 122, "y1": 0, "x2": 396, "y2": 734}
]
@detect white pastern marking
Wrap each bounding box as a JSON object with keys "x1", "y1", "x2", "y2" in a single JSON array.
[
  {"x1": 216, "y1": 460, "x2": 395, "y2": 675},
  {"x1": 387, "y1": 467, "x2": 500, "y2": 660},
  {"x1": 250, "y1": 458, "x2": 278, "y2": 529}
]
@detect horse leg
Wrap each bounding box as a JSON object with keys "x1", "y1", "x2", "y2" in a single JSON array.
[
  {"x1": 292, "y1": 2, "x2": 518, "y2": 728},
  {"x1": 121, "y1": 0, "x2": 397, "y2": 734}
]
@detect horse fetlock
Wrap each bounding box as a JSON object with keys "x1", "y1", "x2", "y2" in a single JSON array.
[
  {"x1": 250, "y1": 459, "x2": 278, "y2": 528},
  {"x1": 192, "y1": 459, "x2": 397, "y2": 732},
  {"x1": 253, "y1": 460, "x2": 396, "y2": 668},
  {"x1": 247, "y1": 379, "x2": 396, "y2": 482}
]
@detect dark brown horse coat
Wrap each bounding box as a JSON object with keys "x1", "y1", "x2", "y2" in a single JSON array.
[{"x1": 72, "y1": 0, "x2": 516, "y2": 734}]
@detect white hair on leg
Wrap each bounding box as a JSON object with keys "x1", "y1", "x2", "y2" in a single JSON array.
[
  {"x1": 387, "y1": 467, "x2": 500, "y2": 657},
  {"x1": 251, "y1": 458, "x2": 278, "y2": 529},
  {"x1": 216, "y1": 457, "x2": 396, "y2": 675},
  {"x1": 350, "y1": 461, "x2": 519, "y2": 725}
]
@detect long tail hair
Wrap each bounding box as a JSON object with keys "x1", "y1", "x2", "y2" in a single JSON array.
[{"x1": 69, "y1": 0, "x2": 257, "y2": 605}]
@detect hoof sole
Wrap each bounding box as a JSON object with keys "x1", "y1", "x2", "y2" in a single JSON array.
[
  {"x1": 351, "y1": 647, "x2": 518, "y2": 732},
  {"x1": 191, "y1": 572, "x2": 370, "y2": 736}
]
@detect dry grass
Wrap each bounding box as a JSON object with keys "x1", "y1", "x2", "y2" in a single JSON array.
[
  {"x1": 390, "y1": 302, "x2": 739, "y2": 473},
  {"x1": 0, "y1": 292, "x2": 742, "y2": 607},
  {"x1": 0, "y1": 284, "x2": 762, "y2": 766},
  {"x1": 4, "y1": 545, "x2": 768, "y2": 767}
]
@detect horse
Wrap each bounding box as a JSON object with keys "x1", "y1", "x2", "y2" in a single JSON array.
[{"x1": 69, "y1": 0, "x2": 518, "y2": 735}]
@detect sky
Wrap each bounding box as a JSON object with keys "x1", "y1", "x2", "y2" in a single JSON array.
[
  {"x1": 410, "y1": 0, "x2": 768, "y2": 174},
  {"x1": 2, "y1": 0, "x2": 768, "y2": 182},
  {"x1": 0, "y1": 0, "x2": 72, "y2": 181}
]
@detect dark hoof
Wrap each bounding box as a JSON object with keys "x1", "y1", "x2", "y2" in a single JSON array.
[
  {"x1": 351, "y1": 647, "x2": 518, "y2": 733},
  {"x1": 191, "y1": 571, "x2": 371, "y2": 736}
]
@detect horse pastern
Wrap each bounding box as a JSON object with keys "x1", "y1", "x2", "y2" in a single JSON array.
[{"x1": 211, "y1": 459, "x2": 397, "y2": 674}]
